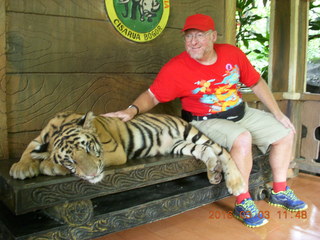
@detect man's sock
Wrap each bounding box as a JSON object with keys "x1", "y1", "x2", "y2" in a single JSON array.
[
  {"x1": 236, "y1": 191, "x2": 251, "y2": 204},
  {"x1": 273, "y1": 181, "x2": 287, "y2": 193}
]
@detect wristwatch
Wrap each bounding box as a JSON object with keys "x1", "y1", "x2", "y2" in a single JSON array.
[{"x1": 128, "y1": 104, "x2": 140, "y2": 115}]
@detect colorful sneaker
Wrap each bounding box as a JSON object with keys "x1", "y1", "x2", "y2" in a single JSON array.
[
  {"x1": 269, "y1": 186, "x2": 308, "y2": 211},
  {"x1": 233, "y1": 198, "x2": 268, "y2": 228}
]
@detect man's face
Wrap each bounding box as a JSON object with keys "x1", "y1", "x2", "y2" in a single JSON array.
[{"x1": 184, "y1": 29, "x2": 216, "y2": 62}]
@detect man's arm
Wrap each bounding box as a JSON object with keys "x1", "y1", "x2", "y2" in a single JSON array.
[
  {"x1": 251, "y1": 78, "x2": 296, "y2": 133},
  {"x1": 101, "y1": 90, "x2": 159, "y2": 122}
]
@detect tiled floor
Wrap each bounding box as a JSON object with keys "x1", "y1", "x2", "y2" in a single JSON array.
[{"x1": 96, "y1": 173, "x2": 320, "y2": 240}]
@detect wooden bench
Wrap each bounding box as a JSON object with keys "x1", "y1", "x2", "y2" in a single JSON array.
[{"x1": 0, "y1": 147, "x2": 271, "y2": 240}]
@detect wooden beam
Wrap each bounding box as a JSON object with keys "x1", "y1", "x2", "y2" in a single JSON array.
[
  {"x1": 288, "y1": 0, "x2": 309, "y2": 93},
  {"x1": 296, "y1": 0, "x2": 309, "y2": 93},
  {"x1": 269, "y1": 0, "x2": 309, "y2": 93},
  {"x1": 224, "y1": 0, "x2": 236, "y2": 45},
  {"x1": 288, "y1": 0, "x2": 300, "y2": 92},
  {"x1": 0, "y1": 0, "x2": 8, "y2": 159},
  {"x1": 269, "y1": 0, "x2": 291, "y2": 92}
]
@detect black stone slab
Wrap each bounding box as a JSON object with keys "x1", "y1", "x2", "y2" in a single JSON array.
[
  {"x1": 0, "y1": 168, "x2": 271, "y2": 240},
  {"x1": 0, "y1": 173, "x2": 223, "y2": 240},
  {"x1": 0, "y1": 147, "x2": 271, "y2": 240},
  {"x1": 0, "y1": 155, "x2": 206, "y2": 215}
]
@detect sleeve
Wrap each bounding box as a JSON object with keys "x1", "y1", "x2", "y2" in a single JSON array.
[
  {"x1": 149, "y1": 61, "x2": 180, "y2": 103},
  {"x1": 235, "y1": 47, "x2": 261, "y2": 87}
]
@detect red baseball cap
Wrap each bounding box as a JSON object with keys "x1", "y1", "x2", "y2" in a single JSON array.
[{"x1": 182, "y1": 14, "x2": 215, "y2": 32}]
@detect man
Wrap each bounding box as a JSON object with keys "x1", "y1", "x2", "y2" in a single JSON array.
[{"x1": 102, "y1": 14, "x2": 307, "y2": 227}]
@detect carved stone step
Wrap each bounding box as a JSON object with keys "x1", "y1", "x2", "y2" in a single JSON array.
[
  {"x1": 0, "y1": 170, "x2": 270, "y2": 240},
  {"x1": 0, "y1": 155, "x2": 206, "y2": 215},
  {"x1": 0, "y1": 147, "x2": 271, "y2": 239}
]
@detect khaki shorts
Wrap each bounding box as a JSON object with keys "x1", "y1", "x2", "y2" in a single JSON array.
[{"x1": 191, "y1": 104, "x2": 291, "y2": 154}]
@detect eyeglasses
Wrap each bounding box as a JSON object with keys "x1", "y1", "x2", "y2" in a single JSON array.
[{"x1": 184, "y1": 31, "x2": 211, "y2": 43}]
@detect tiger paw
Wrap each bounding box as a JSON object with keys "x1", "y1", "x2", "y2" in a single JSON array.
[
  {"x1": 9, "y1": 160, "x2": 40, "y2": 180},
  {"x1": 207, "y1": 170, "x2": 222, "y2": 184},
  {"x1": 40, "y1": 159, "x2": 70, "y2": 176},
  {"x1": 206, "y1": 158, "x2": 223, "y2": 184},
  {"x1": 224, "y1": 169, "x2": 246, "y2": 196}
]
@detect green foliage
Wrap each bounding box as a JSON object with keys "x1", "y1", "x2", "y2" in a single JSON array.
[
  {"x1": 236, "y1": 0, "x2": 270, "y2": 80},
  {"x1": 309, "y1": 1, "x2": 320, "y2": 41},
  {"x1": 236, "y1": 0, "x2": 320, "y2": 80},
  {"x1": 308, "y1": 1, "x2": 320, "y2": 63}
]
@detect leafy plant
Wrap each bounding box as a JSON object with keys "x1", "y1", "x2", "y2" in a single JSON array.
[
  {"x1": 309, "y1": 1, "x2": 320, "y2": 41},
  {"x1": 236, "y1": 0, "x2": 320, "y2": 81},
  {"x1": 236, "y1": 0, "x2": 270, "y2": 80}
]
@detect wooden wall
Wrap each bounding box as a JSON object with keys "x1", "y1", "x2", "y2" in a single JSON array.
[
  {"x1": 0, "y1": 0, "x2": 8, "y2": 159},
  {"x1": 1, "y1": 0, "x2": 235, "y2": 159}
]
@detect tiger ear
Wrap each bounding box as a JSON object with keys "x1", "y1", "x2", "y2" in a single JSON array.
[{"x1": 77, "y1": 112, "x2": 95, "y2": 129}]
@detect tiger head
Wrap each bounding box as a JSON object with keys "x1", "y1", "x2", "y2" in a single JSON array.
[{"x1": 32, "y1": 112, "x2": 105, "y2": 183}]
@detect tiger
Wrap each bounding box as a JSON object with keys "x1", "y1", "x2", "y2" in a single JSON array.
[{"x1": 9, "y1": 111, "x2": 245, "y2": 196}]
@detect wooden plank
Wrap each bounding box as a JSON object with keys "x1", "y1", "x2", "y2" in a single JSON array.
[
  {"x1": 245, "y1": 92, "x2": 320, "y2": 101},
  {"x1": 7, "y1": 0, "x2": 107, "y2": 20},
  {"x1": 6, "y1": 0, "x2": 227, "y2": 42},
  {"x1": 6, "y1": 73, "x2": 182, "y2": 131},
  {"x1": 242, "y1": 92, "x2": 285, "y2": 102},
  {"x1": 6, "y1": 0, "x2": 227, "y2": 74},
  {"x1": 290, "y1": 101, "x2": 302, "y2": 160},
  {"x1": 300, "y1": 101, "x2": 320, "y2": 160},
  {"x1": 301, "y1": 93, "x2": 320, "y2": 101},
  {"x1": 0, "y1": 0, "x2": 8, "y2": 160},
  {"x1": 7, "y1": 0, "x2": 226, "y2": 31},
  {"x1": 296, "y1": 158, "x2": 320, "y2": 173},
  {"x1": 6, "y1": 73, "x2": 181, "y2": 158},
  {"x1": 6, "y1": 12, "x2": 183, "y2": 74}
]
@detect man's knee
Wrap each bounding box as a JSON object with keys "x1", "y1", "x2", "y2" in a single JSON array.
[
  {"x1": 272, "y1": 129, "x2": 294, "y2": 146},
  {"x1": 232, "y1": 131, "x2": 252, "y2": 153}
]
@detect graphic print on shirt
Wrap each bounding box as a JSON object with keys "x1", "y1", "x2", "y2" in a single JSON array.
[{"x1": 192, "y1": 64, "x2": 243, "y2": 114}]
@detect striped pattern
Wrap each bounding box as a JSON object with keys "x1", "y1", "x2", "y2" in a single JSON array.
[{"x1": 11, "y1": 111, "x2": 246, "y2": 196}]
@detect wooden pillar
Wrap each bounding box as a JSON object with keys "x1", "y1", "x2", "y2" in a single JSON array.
[
  {"x1": 269, "y1": 0, "x2": 309, "y2": 93},
  {"x1": 0, "y1": 0, "x2": 8, "y2": 160},
  {"x1": 224, "y1": 0, "x2": 236, "y2": 45},
  {"x1": 295, "y1": 0, "x2": 309, "y2": 92},
  {"x1": 269, "y1": 0, "x2": 310, "y2": 174}
]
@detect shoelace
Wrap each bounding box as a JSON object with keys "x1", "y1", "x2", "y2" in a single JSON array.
[
  {"x1": 283, "y1": 188, "x2": 299, "y2": 201},
  {"x1": 242, "y1": 199, "x2": 258, "y2": 216}
]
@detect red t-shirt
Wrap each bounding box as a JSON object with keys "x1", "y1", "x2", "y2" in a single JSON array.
[{"x1": 149, "y1": 44, "x2": 260, "y2": 116}]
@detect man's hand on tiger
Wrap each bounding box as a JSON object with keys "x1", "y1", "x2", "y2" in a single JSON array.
[{"x1": 101, "y1": 108, "x2": 136, "y2": 122}]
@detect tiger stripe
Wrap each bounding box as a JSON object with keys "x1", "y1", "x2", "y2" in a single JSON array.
[{"x1": 10, "y1": 111, "x2": 245, "y2": 196}]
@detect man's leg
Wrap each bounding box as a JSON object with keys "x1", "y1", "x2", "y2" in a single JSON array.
[
  {"x1": 268, "y1": 131, "x2": 308, "y2": 211},
  {"x1": 230, "y1": 131, "x2": 252, "y2": 193},
  {"x1": 269, "y1": 131, "x2": 294, "y2": 183},
  {"x1": 230, "y1": 131, "x2": 269, "y2": 227}
]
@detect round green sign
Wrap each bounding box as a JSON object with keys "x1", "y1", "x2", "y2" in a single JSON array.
[{"x1": 105, "y1": 0, "x2": 170, "y2": 42}]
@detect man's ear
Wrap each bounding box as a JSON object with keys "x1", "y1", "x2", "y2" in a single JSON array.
[{"x1": 212, "y1": 30, "x2": 218, "y2": 43}]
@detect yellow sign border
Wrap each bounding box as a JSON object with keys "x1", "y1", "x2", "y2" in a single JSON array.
[{"x1": 105, "y1": 0, "x2": 170, "y2": 43}]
